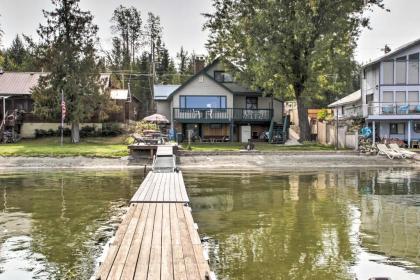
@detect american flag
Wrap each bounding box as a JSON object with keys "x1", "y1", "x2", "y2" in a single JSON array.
[{"x1": 61, "y1": 92, "x2": 66, "y2": 121}]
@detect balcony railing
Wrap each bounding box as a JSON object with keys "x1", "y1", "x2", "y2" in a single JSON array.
[
  {"x1": 173, "y1": 108, "x2": 273, "y2": 122},
  {"x1": 368, "y1": 102, "x2": 420, "y2": 115},
  {"x1": 342, "y1": 105, "x2": 363, "y2": 118}
]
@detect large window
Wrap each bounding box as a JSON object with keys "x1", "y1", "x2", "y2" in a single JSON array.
[
  {"x1": 179, "y1": 95, "x2": 227, "y2": 108},
  {"x1": 390, "y1": 123, "x2": 405, "y2": 134},
  {"x1": 383, "y1": 61, "x2": 394, "y2": 84},
  {"x1": 395, "y1": 91, "x2": 406, "y2": 103},
  {"x1": 414, "y1": 122, "x2": 420, "y2": 133},
  {"x1": 383, "y1": 91, "x2": 394, "y2": 103},
  {"x1": 395, "y1": 56, "x2": 407, "y2": 84},
  {"x1": 408, "y1": 53, "x2": 419, "y2": 84},
  {"x1": 408, "y1": 91, "x2": 419, "y2": 103}
]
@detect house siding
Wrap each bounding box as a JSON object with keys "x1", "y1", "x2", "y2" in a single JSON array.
[
  {"x1": 156, "y1": 101, "x2": 171, "y2": 119},
  {"x1": 171, "y1": 74, "x2": 233, "y2": 108}
]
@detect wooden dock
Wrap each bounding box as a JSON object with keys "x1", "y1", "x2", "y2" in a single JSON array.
[{"x1": 96, "y1": 146, "x2": 213, "y2": 280}]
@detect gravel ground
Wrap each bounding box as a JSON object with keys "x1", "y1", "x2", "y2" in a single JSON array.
[{"x1": 0, "y1": 153, "x2": 417, "y2": 170}]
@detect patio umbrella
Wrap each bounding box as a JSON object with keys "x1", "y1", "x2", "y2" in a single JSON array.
[{"x1": 143, "y1": 113, "x2": 169, "y2": 124}]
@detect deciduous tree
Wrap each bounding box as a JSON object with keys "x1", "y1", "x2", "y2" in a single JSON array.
[{"x1": 204, "y1": 0, "x2": 385, "y2": 141}]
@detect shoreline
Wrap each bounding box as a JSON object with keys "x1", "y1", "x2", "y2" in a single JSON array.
[{"x1": 0, "y1": 152, "x2": 417, "y2": 170}]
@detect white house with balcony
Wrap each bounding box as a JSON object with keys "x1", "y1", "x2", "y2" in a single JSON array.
[
  {"x1": 154, "y1": 58, "x2": 284, "y2": 143},
  {"x1": 360, "y1": 38, "x2": 420, "y2": 147},
  {"x1": 328, "y1": 90, "x2": 362, "y2": 119}
]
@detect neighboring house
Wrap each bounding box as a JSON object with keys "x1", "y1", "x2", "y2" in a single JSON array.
[
  {"x1": 0, "y1": 71, "x2": 139, "y2": 138},
  {"x1": 328, "y1": 90, "x2": 362, "y2": 119},
  {"x1": 361, "y1": 38, "x2": 420, "y2": 146},
  {"x1": 0, "y1": 72, "x2": 44, "y2": 114},
  {"x1": 154, "y1": 58, "x2": 284, "y2": 142},
  {"x1": 109, "y1": 89, "x2": 142, "y2": 123}
]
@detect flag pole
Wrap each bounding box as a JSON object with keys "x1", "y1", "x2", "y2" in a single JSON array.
[{"x1": 61, "y1": 90, "x2": 64, "y2": 146}]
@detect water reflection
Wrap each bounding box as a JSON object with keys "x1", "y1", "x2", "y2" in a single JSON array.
[
  {"x1": 0, "y1": 170, "x2": 141, "y2": 280},
  {"x1": 184, "y1": 169, "x2": 420, "y2": 280}
]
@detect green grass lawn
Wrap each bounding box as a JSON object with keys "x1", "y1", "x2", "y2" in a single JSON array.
[
  {"x1": 180, "y1": 142, "x2": 338, "y2": 152},
  {"x1": 0, "y1": 136, "x2": 130, "y2": 157}
]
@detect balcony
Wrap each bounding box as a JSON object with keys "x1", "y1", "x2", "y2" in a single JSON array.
[
  {"x1": 368, "y1": 102, "x2": 420, "y2": 115},
  {"x1": 173, "y1": 108, "x2": 273, "y2": 123},
  {"x1": 342, "y1": 105, "x2": 363, "y2": 118}
]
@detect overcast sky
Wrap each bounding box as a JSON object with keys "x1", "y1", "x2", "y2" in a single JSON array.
[{"x1": 0, "y1": 0, "x2": 419, "y2": 64}]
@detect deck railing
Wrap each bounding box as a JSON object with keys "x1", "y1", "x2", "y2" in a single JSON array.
[
  {"x1": 173, "y1": 108, "x2": 273, "y2": 122},
  {"x1": 368, "y1": 102, "x2": 420, "y2": 115},
  {"x1": 343, "y1": 105, "x2": 363, "y2": 118}
]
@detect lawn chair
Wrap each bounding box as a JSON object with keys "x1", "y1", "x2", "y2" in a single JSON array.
[
  {"x1": 389, "y1": 143, "x2": 417, "y2": 158},
  {"x1": 376, "y1": 143, "x2": 405, "y2": 159},
  {"x1": 131, "y1": 133, "x2": 146, "y2": 145}
]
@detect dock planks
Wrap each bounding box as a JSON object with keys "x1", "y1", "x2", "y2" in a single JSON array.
[
  {"x1": 130, "y1": 172, "x2": 189, "y2": 203},
  {"x1": 96, "y1": 203, "x2": 210, "y2": 280},
  {"x1": 97, "y1": 145, "x2": 212, "y2": 280}
]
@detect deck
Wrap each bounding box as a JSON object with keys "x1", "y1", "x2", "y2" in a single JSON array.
[
  {"x1": 96, "y1": 146, "x2": 213, "y2": 280},
  {"x1": 130, "y1": 172, "x2": 189, "y2": 203},
  {"x1": 96, "y1": 203, "x2": 209, "y2": 280}
]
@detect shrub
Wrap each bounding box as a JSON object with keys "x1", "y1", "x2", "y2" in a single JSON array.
[
  {"x1": 80, "y1": 126, "x2": 97, "y2": 138},
  {"x1": 102, "y1": 123, "x2": 123, "y2": 137},
  {"x1": 129, "y1": 121, "x2": 158, "y2": 134},
  {"x1": 317, "y1": 109, "x2": 333, "y2": 122}
]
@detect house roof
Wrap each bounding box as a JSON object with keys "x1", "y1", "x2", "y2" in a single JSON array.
[
  {"x1": 154, "y1": 85, "x2": 181, "y2": 101},
  {"x1": 110, "y1": 89, "x2": 129, "y2": 100},
  {"x1": 328, "y1": 90, "x2": 361, "y2": 108},
  {"x1": 363, "y1": 38, "x2": 420, "y2": 68},
  {"x1": 0, "y1": 72, "x2": 112, "y2": 96},
  {"x1": 163, "y1": 58, "x2": 261, "y2": 100},
  {"x1": 0, "y1": 72, "x2": 45, "y2": 95}
]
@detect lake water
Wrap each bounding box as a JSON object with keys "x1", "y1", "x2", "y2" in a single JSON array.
[{"x1": 0, "y1": 168, "x2": 419, "y2": 280}]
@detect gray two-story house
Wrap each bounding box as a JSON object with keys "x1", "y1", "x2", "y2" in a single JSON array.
[
  {"x1": 361, "y1": 39, "x2": 420, "y2": 146},
  {"x1": 154, "y1": 58, "x2": 284, "y2": 142}
]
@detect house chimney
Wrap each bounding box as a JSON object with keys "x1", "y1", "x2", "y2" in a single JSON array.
[
  {"x1": 194, "y1": 55, "x2": 206, "y2": 74},
  {"x1": 382, "y1": 44, "x2": 391, "y2": 54}
]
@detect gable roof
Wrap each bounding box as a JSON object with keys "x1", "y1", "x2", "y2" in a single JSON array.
[
  {"x1": 328, "y1": 90, "x2": 361, "y2": 108},
  {"x1": 154, "y1": 85, "x2": 181, "y2": 101},
  {"x1": 0, "y1": 72, "x2": 45, "y2": 95},
  {"x1": 0, "y1": 72, "x2": 112, "y2": 97},
  {"x1": 363, "y1": 38, "x2": 420, "y2": 68},
  {"x1": 164, "y1": 58, "x2": 261, "y2": 100}
]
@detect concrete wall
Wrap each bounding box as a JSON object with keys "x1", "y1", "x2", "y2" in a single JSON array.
[{"x1": 20, "y1": 122, "x2": 112, "y2": 138}]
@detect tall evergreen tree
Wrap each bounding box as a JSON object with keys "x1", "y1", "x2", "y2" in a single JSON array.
[
  {"x1": 32, "y1": 0, "x2": 114, "y2": 143},
  {"x1": 3, "y1": 35, "x2": 29, "y2": 71},
  {"x1": 204, "y1": 0, "x2": 385, "y2": 141},
  {"x1": 110, "y1": 5, "x2": 142, "y2": 69}
]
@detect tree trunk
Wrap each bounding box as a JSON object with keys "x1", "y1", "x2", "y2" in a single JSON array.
[
  {"x1": 71, "y1": 121, "x2": 80, "y2": 143},
  {"x1": 296, "y1": 95, "x2": 311, "y2": 142}
]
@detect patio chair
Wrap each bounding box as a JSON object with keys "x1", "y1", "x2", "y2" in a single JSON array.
[
  {"x1": 397, "y1": 104, "x2": 409, "y2": 114},
  {"x1": 376, "y1": 143, "x2": 405, "y2": 159},
  {"x1": 389, "y1": 143, "x2": 417, "y2": 158},
  {"x1": 382, "y1": 105, "x2": 394, "y2": 114},
  {"x1": 131, "y1": 133, "x2": 146, "y2": 145}
]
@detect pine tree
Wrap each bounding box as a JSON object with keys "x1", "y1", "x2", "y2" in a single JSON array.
[
  {"x1": 110, "y1": 5, "x2": 142, "y2": 69},
  {"x1": 32, "y1": 0, "x2": 114, "y2": 143},
  {"x1": 3, "y1": 35, "x2": 29, "y2": 71}
]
